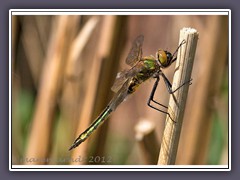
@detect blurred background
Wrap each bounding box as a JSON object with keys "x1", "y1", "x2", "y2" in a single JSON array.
[{"x1": 11, "y1": 14, "x2": 229, "y2": 165}]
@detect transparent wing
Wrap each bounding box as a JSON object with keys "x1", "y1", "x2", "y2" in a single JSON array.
[
  {"x1": 111, "y1": 70, "x2": 129, "y2": 93},
  {"x1": 111, "y1": 66, "x2": 143, "y2": 93},
  {"x1": 109, "y1": 79, "x2": 132, "y2": 110},
  {"x1": 125, "y1": 35, "x2": 144, "y2": 67}
]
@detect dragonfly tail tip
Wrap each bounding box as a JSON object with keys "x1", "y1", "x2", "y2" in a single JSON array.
[
  {"x1": 69, "y1": 142, "x2": 78, "y2": 151},
  {"x1": 68, "y1": 145, "x2": 75, "y2": 151},
  {"x1": 69, "y1": 138, "x2": 84, "y2": 151}
]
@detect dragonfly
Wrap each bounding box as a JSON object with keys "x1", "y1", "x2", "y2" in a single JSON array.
[{"x1": 69, "y1": 35, "x2": 192, "y2": 151}]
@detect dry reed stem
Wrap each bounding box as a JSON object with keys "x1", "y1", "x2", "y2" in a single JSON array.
[
  {"x1": 89, "y1": 16, "x2": 127, "y2": 158},
  {"x1": 66, "y1": 16, "x2": 99, "y2": 77},
  {"x1": 187, "y1": 16, "x2": 228, "y2": 164},
  {"x1": 158, "y1": 28, "x2": 199, "y2": 165},
  {"x1": 69, "y1": 16, "x2": 123, "y2": 164},
  {"x1": 21, "y1": 16, "x2": 45, "y2": 86},
  {"x1": 11, "y1": 16, "x2": 18, "y2": 70},
  {"x1": 68, "y1": 16, "x2": 100, "y2": 165},
  {"x1": 25, "y1": 16, "x2": 76, "y2": 164}
]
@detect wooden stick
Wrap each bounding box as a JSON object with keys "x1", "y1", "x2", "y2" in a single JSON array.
[{"x1": 158, "y1": 28, "x2": 199, "y2": 165}]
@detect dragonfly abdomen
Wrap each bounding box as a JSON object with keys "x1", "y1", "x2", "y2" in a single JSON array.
[{"x1": 69, "y1": 106, "x2": 113, "y2": 150}]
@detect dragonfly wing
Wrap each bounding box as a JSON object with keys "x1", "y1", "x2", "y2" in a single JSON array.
[
  {"x1": 109, "y1": 78, "x2": 132, "y2": 110},
  {"x1": 111, "y1": 65, "x2": 144, "y2": 93},
  {"x1": 111, "y1": 70, "x2": 129, "y2": 93},
  {"x1": 126, "y1": 35, "x2": 144, "y2": 67}
]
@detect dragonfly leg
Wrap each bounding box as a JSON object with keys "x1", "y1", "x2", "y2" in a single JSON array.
[
  {"x1": 171, "y1": 39, "x2": 186, "y2": 58},
  {"x1": 169, "y1": 57, "x2": 177, "y2": 65},
  {"x1": 160, "y1": 72, "x2": 192, "y2": 94},
  {"x1": 147, "y1": 76, "x2": 175, "y2": 122},
  {"x1": 169, "y1": 40, "x2": 186, "y2": 65}
]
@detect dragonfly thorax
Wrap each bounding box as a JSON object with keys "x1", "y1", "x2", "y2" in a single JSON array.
[{"x1": 156, "y1": 50, "x2": 173, "y2": 68}]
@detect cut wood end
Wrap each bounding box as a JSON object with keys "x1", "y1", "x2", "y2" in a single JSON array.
[
  {"x1": 181, "y1": 27, "x2": 199, "y2": 35},
  {"x1": 135, "y1": 120, "x2": 155, "y2": 141}
]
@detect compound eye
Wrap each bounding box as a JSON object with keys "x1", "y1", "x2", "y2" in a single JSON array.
[
  {"x1": 158, "y1": 50, "x2": 167, "y2": 66},
  {"x1": 166, "y1": 52, "x2": 172, "y2": 61}
]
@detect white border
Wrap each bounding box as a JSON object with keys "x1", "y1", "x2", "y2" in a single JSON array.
[
  {"x1": 9, "y1": 9, "x2": 12, "y2": 172},
  {"x1": 228, "y1": 9, "x2": 231, "y2": 171},
  {"x1": 9, "y1": 9, "x2": 231, "y2": 171},
  {"x1": 11, "y1": 9, "x2": 229, "y2": 16},
  {"x1": 11, "y1": 165, "x2": 229, "y2": 171}
]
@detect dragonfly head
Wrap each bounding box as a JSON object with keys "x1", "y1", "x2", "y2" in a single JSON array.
[
  {"x1": 156, "y1": 50, "x2": 173, "y2": 68},
  {"x1": 156, "y1": 40, "x2": 186, "y2": 68}
]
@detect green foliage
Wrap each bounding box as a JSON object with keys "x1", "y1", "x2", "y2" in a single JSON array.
[
  {"x1": 207, "y1": 113, "x2": 225, "y2": 165},
  {"x1": 12, "y1": 90, "x2": 35, "y2": 160},
  {"x1": 207, "y1": 72, "x2": 228, "y2": 165}
]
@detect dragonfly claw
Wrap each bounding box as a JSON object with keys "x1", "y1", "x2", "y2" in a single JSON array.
[{"x1": 189, "y1": 78, "x2": 193, "y2": 85}]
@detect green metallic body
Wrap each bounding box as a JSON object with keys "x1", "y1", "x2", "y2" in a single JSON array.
[
  {"x1": 69, "y1": 58, "x2": 159, "y2": 150},
  {"x1": 69, "y1": 35, "x2": 187, "y2": 150}
]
